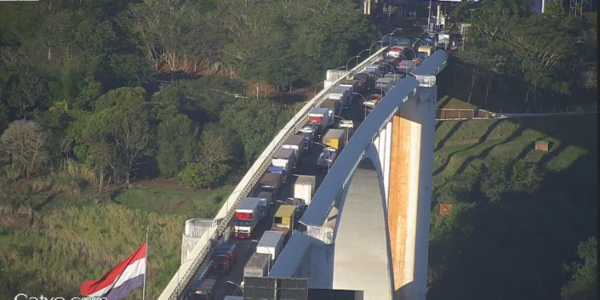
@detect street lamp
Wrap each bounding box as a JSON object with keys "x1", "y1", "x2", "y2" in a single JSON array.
[
  {"x1": 369, "y1": 40, "x2": 382, "y2": 57},
  {"x1": 335, "y1": 66, "x2": 346, "y2": 70},
  {"x1": 227, "y1": 281, "x2": 244, "y2": 296},
  {"x1": 355, "y1": 49, "x2": 370, "y2": 65},
  {"x1": 346, "y1": 55, "x2": 360, "y2": 71},
  {"x1": 379, "y1": 62, "x2": 397, "y2": 83},
  {"x1": 314, "y1": 81, "x2": 323, "y2": 96},
  {"x1": 353, "y1": 92, "x2": 368, "y2": 120},
  {"x1": 381, "y1": 28, "x2": 402, "y2": 49},
  {"x1": 175, "y1": 259, "x2": 196, "y2": 299}
]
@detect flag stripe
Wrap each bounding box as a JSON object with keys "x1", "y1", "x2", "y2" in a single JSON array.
[
  {"x1": 104, "y1": 274, "x2": 145, "y2": 300},
  {"x1": 80, "y1": 243, "x2": 146, "y2": 296},
  {"x1": 86, "y1": 258, "x2": 146, "y2": 298}
]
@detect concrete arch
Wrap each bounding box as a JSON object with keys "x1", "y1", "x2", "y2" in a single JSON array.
[{"x1": 332, "y1": 143, "x2": 394, "y2": 300}]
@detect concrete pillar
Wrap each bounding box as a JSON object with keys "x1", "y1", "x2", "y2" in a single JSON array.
[{"x1": 388, "y1": 80, "x2": 436, "y2": 300}]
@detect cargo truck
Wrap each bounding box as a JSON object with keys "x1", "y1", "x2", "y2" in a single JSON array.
[
  {"x1": 299, "y1": 122, "x2": 321, "y2": 141},
  {"x1": 375, "y1": 77, "x2": 395, "y2": 94},
  {"x1": 322, "y1": 128, "x2": 347, "y2": 151},
  {"x1": 266, "y1": 166, "x2": 287, "y2": 185},
  {"x1": 234, "y1": 197, "x2": 269, "y2": 239},
  {"x1": 272, "y1": 148, "x2": 297, "y2": 173},
  {"x1": 282, "y1": 135, "x2": 305, "y2": 163},
  {"x1": 294, "y1": 175, "x2": 316, "y2": 206},
  {"x1": 256, "y1": 231, "x2": 284, "y2": 265},
  {"x1": 258, "y1": 190, "x2": 275, "y2": 206},
  {"x1": 328, "y1": 86, "x2": 352, "y2": 108},
  {"x1": 258, "y1": 173, "x2": 282, "y2": 199},
  {"x1": 339, "y1": 79, "x2": 359, "y2": 94},
  {"x1": 320, "y1": 98, "x2": 342, "y2": 117},
  {"x1": 187, "y1": 279, "x2": 217, "y2": 300},
  {"x1": 213, "y1": 242, "x2": 239, "y2": 273},
  {"x1": 353, "y1": 72, "x2": 373, "y2": 92},
  {"x1": 243, "y1": 253, "x2": 271, "y2": 279},
  {"x1": 324, "y1": 69, "x2": 347, "y2": 89},
  {"x1": 272, "y1": 205, "x2": 296, "y2": 240},
  {"x1": 308, "y1": 107, "x2": 332, "y2": 128}
]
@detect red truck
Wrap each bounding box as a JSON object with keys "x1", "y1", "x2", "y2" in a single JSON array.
[{"x1": 213, "y1": 242, "x2": 239, "y2": 273}]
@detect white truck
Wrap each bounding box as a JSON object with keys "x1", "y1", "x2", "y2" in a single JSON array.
[
  {"x1": 243, "y1": 253, "x2": 271, "y2": 278},
  {"x1": 328, "y1": 86, "x2": 352, "y2": 108},
  {"x1": 272, "y1": 148, "x2": 297, "y2": 171},
  {"x1": 282, "y1": 135, "x2": 305, "y2": 163},
  {"x1": 294, "y1": 175, "x2": 316, "y2": 206},
  {"x1": 234, "y1": 197, "x2": 269, "y2": 239},
  {"x1": 256, "y1": 231, "x2": 284, "y2": 265},
  {"x1": 308, "y1": 107, "x2": 333, "y2": 128}
]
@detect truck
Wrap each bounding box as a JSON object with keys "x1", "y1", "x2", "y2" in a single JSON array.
[
  {"x1": 322, "y1": 128, "x2": 347, "y2": 151},
  {"x1": 256, "y1": 231, "x2": 284, "y2": 264},
  {"x1": 353, "y1": 72, "x2": 373, "y2": 92},
  {"x1": 384, "y1": 73, "x2": 403, "y2": 84},
  {"x1": 272, "y1": 205, "x2": 296, "y2": 240},
  {"x1": 282, "y1": 135, "x2": 305, "y2": 163},
  {"x1": 328, "y1": 86, "x2": 352, "y2": 108},
  {"x1": 258, "y1": 173, "x2": 282, "y2": 199},
  {"x1": 187, "y1": 279, "x2": 217, "y2": 300},
  {"x1": 272, "y1": 148, "x2": 297, "y2": 173},
  {"x1": 294, "y1": 175, "x2": 316, "y2": 206},
  {"x1": 243, "y1": 253, "x2": 271, "y2": 278},
  {"x1": 213, "y1": 242, "x2": 239, "y2": 273},
  {"x1": 339, "y1": 79, "x2": 359, "y2": 94},
  {"x1": 320, "y1": 98, "x2": 342, "y2": 117},
  {"x1": 299, "y1": 122, "x2": 321, "y2": 141},
  {"x1": 234, "y1": 197, "x2": 269, "y2": 239},
  {"x1": 397, "y1": 60, "x2": 416, "y2": 76},
  {"x1": 308, "y1": 107, "x2": 332, "y2": 128},
  {"x1": 266, "y1": 166, "x2": 287, "y2": 185},
  {"x1": 364, "y1": 64, "x2": 386, "y2": 78},
  {"x1": 324, "y1": 69, "x2": 347, "y2": 89},
  {"x1": 418, "y1": 45, "x2": 435, "y2": 59},
  {"x1": 375, "y1": 77, "x2": 395, "y2": 94}
]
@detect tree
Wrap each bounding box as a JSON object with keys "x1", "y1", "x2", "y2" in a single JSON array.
[
  {"x1": 0, "y1": 120, "x2": 49, "y2": 178},
  {"x1": 112, "y1": 104, "x2": 152, "y2": 186},
  {"x1": 197, "y1": 123, "x2": 237, "y2": 188},
  {"x1": 156, "y1": 114, "x2": 197, "y2": 178},
  {"x1": 561, "y1": 237, "x2": 598, "y2": 300}
]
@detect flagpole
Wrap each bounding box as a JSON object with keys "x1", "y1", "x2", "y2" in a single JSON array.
[{"x1": 142, "y1": 225, "x2": 149, "y2": 300}]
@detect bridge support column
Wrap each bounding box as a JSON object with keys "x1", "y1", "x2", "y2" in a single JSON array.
[{"x1": 388, "y1": 78, "x2": 436, "y2": 300}]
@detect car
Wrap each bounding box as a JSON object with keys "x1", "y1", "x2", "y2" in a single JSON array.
[{"x1": 316, "y1": 147, "x2": 337, "y2": 172}]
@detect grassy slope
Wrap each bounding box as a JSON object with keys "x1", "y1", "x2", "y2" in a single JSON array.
[
  {"x1": 433, "y1": 114, "x2": 597, "y2": 182},
  {"x1": 0, "y1": 181, "x2": 233, "y2": 299}
]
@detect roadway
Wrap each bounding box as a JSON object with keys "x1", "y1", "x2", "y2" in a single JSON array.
[
  {"x1": 207, "y1": 85, "x2": 370, "y2": 299},
  {"x1": 176, "y1": 68, "x2": 381, "y2": 300}
]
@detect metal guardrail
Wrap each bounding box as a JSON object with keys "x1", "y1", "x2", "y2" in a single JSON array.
[{"x1": 158, "y1": 46, "x2": 390, "y2": 300}]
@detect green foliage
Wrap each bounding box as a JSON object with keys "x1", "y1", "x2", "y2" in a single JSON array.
[
  {"x1": 178, "y1": 163, "x2": 207, "y2": 188},
  {"x1": 561, "y1": 237, "x2": 598, "y2": 300},
  {"x1": 156, "y1": 114, "x2": 198, "y2": 177}
]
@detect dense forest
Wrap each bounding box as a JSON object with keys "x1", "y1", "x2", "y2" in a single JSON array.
[
  {"x1": 0, "y1": 0, "x2": 379, "y2": 298},
  {"x1": 427, "y1": 2, "x2": 597, "y2": 300},
  {"x1": 0, "y1": 0, "x2": 596, "y2": 299},
  {"x1": 0, "y1": 0, "x2": 379, "y2": 191}
]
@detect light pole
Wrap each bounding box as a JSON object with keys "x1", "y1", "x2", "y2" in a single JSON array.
[
  {"x1": 335, "y1": 66, "x2": 346, "y2": 70},
  {"x1": 314, "y1": 81, "x2": 323, "y2": 96},
  {"x1": 381, "y1": 28, "x2": 401, "y2": 49},
  {"x1": 369, "y1": 40, "x2": 382, "y2": 57},
  {"x1": 176, "y1": 259, "x2": 196, "y2": 299},
  {"x1": 356, "y1": 49, "x2": 370, "y2": 65},
  {"x1": 346, "y1": 55, "x2": 360, "y2": 71},
  {"x1": 227, "y1": 281, "x2": 244, "y2": 296},
  {"x1": 353, "y1": 92, "x2": 368, "y2": 120},
  {"x1": 427, "y1": 0, "x2": 433, "y2": 32},
  {"x1": 379, "y1": 62, "x2": 397, "y2": 83}
]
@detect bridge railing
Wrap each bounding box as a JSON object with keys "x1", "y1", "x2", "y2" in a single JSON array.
[{"x1": 158, "y1": 46, "x2": 390, "y2": 300}]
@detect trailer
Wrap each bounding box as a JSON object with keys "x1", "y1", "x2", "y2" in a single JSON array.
[
  {"x1": 234, "y1": 197, "x2": 268, "y2": 239},
  {"x1": 322, "y1": 128, "x2": 347, "y2": 151},
  {"x1": 282, "y1": 135, "x2": 305, "y2": 163},
  {"x1": 258, "y1": 173, "x2": 282, "y2": 198},
  {"x1": 272, "y1": 148, "x2": 297, "y2": 171},
  {"x1": 294, "y1": 175, "x2": 316, "y2": 206},
  {"x1": 256, "y1": 231, "x2": 284, "y2": 264},
  {"x1": 244, "y1": 253, "x2": 271, "y2": 278},
  {"x1": 308, "y1": 107, "x2": 332, "y2": 128}
]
